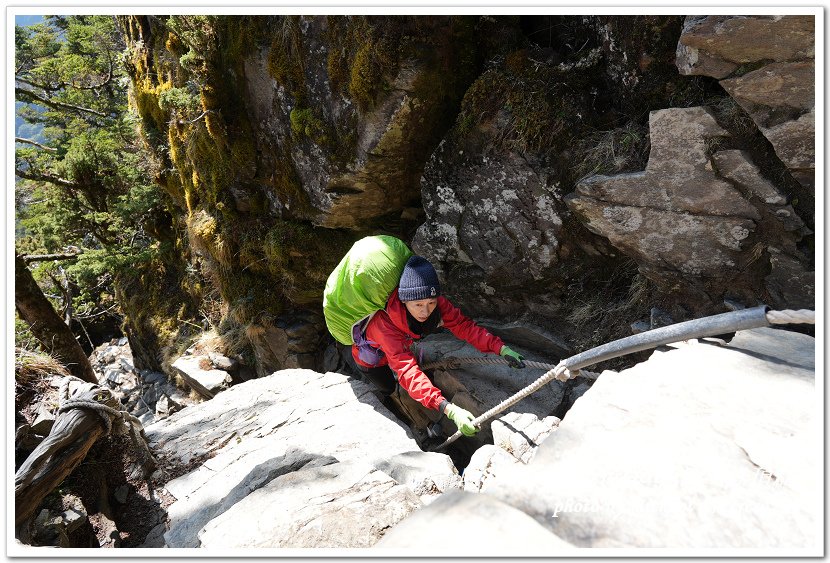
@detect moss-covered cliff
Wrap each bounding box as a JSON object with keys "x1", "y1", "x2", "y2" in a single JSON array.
[{"x1": 117, "y1": 14, "x2": 814, "y2": 377}]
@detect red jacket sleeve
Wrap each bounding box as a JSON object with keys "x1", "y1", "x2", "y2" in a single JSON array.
[
  {"x1": 438, "y1": 297, "x2": 505, "y2": 355},
  {"x1": 365, "y1": 312, "x2": 446, "y2": 411}
]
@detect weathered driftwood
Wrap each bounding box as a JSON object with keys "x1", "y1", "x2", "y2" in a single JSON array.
[{"x1": 15, "y1": 378, "x2": 157, "y2": 530}]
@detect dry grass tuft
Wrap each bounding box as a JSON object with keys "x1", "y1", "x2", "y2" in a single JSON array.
[
  {"x1": 572, "y1": 121, "x2": 650, "y2": 184},
  {"x1": 15, "y1": 348, "x2": 70, "y2": 386}
]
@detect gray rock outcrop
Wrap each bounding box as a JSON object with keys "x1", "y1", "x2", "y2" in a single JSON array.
[
  {"x1": 417, "y1": 333, "x2": 567, "y2": 422},
  {"x1": 565, "y1": 106, "x2": 812, "y2": 309},
  {"x1": 567, "y1": 106, "x2": 756, "y2": 282},
  {"x1": 117, "y1": 15, "x2": 815, "y2": 383},
  {"x1": 376, "y1": 489, "x2": 575, "y2": 552},
  {"x1": 90, "y1": 338, "x2": 196, "y2": 428},
  {"x1": 483, "y1": 327, "x2": 818, "y2": 548},
  {"x1": 413, "y1": 138, "x2": 569, "y2": 319},
  {"x1": 676, "y1": 15, "x2": 815, "y2": 189},
  {"x1": 146, "y1": 369, "x2": 461, "y2": 548}
]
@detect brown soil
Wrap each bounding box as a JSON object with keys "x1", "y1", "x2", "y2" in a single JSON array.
[{"x1": 58, "y1": 435, "x2": 166, "y2": 548}]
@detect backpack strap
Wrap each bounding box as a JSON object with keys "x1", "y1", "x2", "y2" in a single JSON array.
[{"x1": 352, "y1": 314, "x2": 385, "y2": 366}]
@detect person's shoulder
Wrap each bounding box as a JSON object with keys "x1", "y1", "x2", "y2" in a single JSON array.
[
  {"x1": 370, "y1": 308, "x2": 393, "y2": 325},
  {"x1": 437, "y1": 295, "x2": 459, "y2": 314},
  {"x1": 438, "y1": 295, "x2": 455, "y2": 307}
]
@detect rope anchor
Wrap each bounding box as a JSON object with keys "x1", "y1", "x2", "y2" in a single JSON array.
[{"x1": 56, "y1": 376, "x2": 157, "y2": 471}]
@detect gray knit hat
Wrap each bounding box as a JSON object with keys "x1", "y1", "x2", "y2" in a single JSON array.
[{"x1": 398, "y1": 256, "x2": 441, "y2": 302}]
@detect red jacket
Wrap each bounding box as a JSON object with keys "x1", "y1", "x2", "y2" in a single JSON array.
[{"x1": 352, "y1": 289, "x2": 505, "y2": 411}]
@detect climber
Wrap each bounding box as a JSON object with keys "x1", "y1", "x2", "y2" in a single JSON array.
[{"x1": 352, "y1": 255, "x2": 526, "y2": 438}]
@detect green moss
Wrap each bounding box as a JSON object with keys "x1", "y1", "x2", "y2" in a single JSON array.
[
  {"x1": 348, "y1": 42, "x2": 379, "y2": 109},
  {"x1": 289, "y1": 108, "x2": 328, "y2": 144},
  {"x1": 115, "y1": 243, "x2": 200, "y2": 373},
  {"x1": 323, "y1": 16, "x2": 405, "y2": 111},
  {"x1": 186, "y1": 209, "x2": 235, "y2": 267},
  {"x1": 455, "y1": 46, "x2": 593, "y2": 156},
  {"x1": 121, "y1": 15, "x2": 364, "y2": 374},
  {"x1": 259, "y1": 221, "x2": 357, "y2": 304},
  {"x1": 268, "y1": 16, "x2": 306, "y2": 104},
  {"x1": 270, "y1": 152, "x2": 314, "y2": 215},
  {"x1": 132, "y1": 77, "x2": 172, "y2": 140}
]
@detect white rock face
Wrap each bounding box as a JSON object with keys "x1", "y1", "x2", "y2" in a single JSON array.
[
  {"x1": 374, "y1": 451, "x2": 462, "y2": 505},
  {"x1": 146, "y1": 369, "x2": 459, "y2": 548},
  {"x1": 170, "y1": 356, "x2": 230, "y2": 399},
  {"x1": 462, "y1": 445, "x2": 520, "y2": 493},
  {"x1": 198, "y1": 460, "x2": 422, "y2": 548},
  {"x1": 485, "y1": 327, "x2": 818, "y2": 549},
  {"x1": 139, "y1": 326, "x2": 817, "y2": 552},
  {"x1": 491, "y1": 411, "x2": 560, "y2": 464},
  {"x1": 375, "y1": 489, "x2": 575, "y2": 553}
]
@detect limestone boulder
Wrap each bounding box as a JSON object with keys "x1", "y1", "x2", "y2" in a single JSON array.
[
  {"x1": 376, "y1": 489, "x2": 575, "y2": 552},
  {"x1": 462, "y1": 445, "x2": 521, "y2": 493},
  {"x1": 170, "y1": 356, "x2": 230, "y2": 399},
  {"x1": 146, "y1": 369, "x2": 459, "y2": 548},
  {"x1": 491, "y1": 411, "x2": 560, "y2": 464},
  {"x1": 485, "y1": 327, "x2": 819, "y2": 549},
  {"x1": 199, "y1": 460, "x2": 422, "y2": 548},
  {"x1": 374, "y1": 451, "x2": 462, "y2": 505}
]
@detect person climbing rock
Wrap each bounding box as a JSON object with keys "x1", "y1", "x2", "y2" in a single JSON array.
[{"x1": 352, "y1": 255, "x2": 526, "y2": 437}]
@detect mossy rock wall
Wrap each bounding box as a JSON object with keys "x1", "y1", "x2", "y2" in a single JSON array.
[
  {"x1": 118, "y1": 16, "x2": 345, "y2": 374},
  {"x1": 117, "y1": 15, "x2": 814, "y2": 376},
  {"x1": 118, "y1": 15, "x2": 480, "y2": 375},
  {"x1": 244, "y1": 15, "x2": 480, "y2": 229}
]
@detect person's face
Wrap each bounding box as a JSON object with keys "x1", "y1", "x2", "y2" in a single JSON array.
[{"x1": 404, "y1": 298, "x2": 438, "y2": 323}]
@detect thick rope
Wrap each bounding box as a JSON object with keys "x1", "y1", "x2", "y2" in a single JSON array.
[
  {"x1": 56, "y1": 375, "x2": 157, "y2": 472},
  {"x1": 766, "y1": 309, "x2": 815, "y2": 325},
  {"x1": 423, "y1": 355, "x2": 599, "y2": 379},
  {"x1": 429, "y1": 307, "x2": 814, "y2": 451},
  {"x1": 58, "y1": 376, "x2": 123, "y2": 435}
]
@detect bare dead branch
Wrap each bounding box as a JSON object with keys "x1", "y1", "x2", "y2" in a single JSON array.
[
  {"x1": 21, "y1": 251, "x2": 83, "y2": 264},
  {"x1": 16, "y1": 86, "x2": 108, "y2": 118},
  {"x1": 15, "y1": 168, "x2": 78, "y2": 189},
  {"x1": 15, "y1": 137, "x2": 58, "y2": 152}
]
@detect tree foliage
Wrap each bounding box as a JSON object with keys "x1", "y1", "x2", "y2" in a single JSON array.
[{"x1": 15, "y1": 15, "x2": 167, "y2": 348}]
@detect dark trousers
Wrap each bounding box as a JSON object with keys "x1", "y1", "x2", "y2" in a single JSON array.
[{"x1": 360, "y1": 364, "x2": 397, "y2": 396}]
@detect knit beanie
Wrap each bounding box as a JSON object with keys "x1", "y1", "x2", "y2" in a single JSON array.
[{"x1": 398, "y1": 255, "x2": 441, "y2": 302}]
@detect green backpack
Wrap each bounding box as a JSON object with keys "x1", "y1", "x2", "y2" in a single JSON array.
[{"x1": 323, "y1": 235, "x2": 413, "y2": 347}]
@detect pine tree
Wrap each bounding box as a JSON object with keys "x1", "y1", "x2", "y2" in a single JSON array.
[{"x1": 15, "y1": 15, "x2": 169, "y2": 351}]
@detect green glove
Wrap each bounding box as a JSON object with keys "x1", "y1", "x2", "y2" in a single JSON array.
[
  {"x1": 500, "y1": 345, "x2": 526, "y2": 369},
  {"x1": 443, "y1": 403, "x2": 478, "y2": 437}
]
